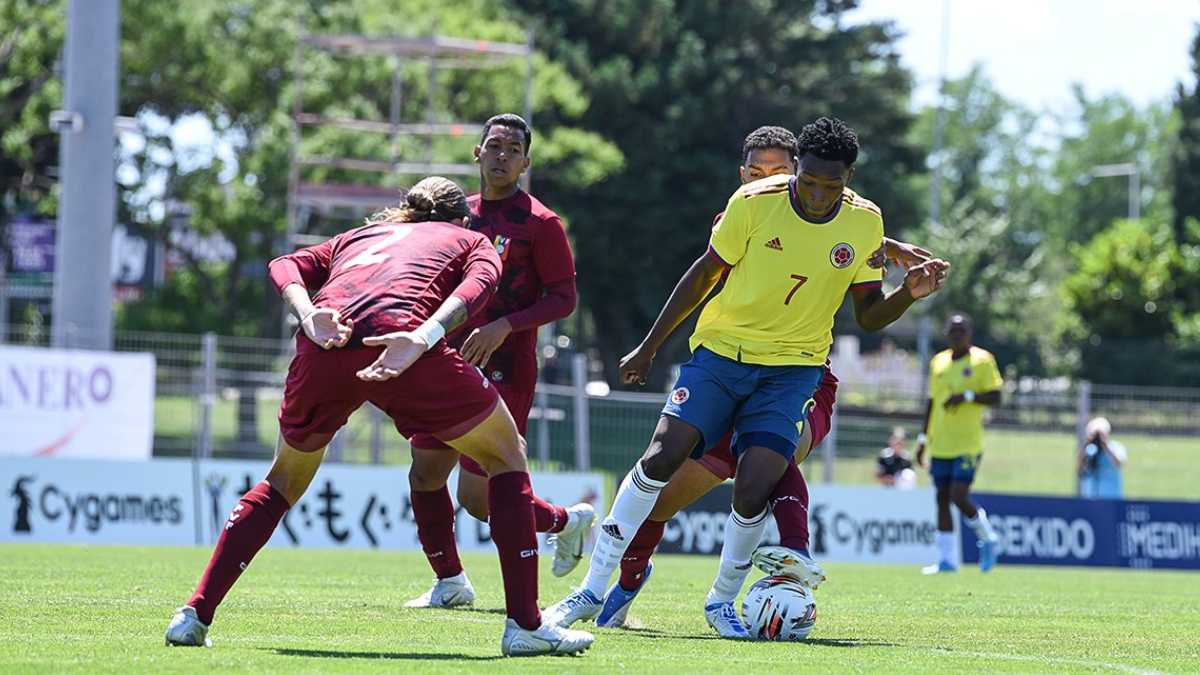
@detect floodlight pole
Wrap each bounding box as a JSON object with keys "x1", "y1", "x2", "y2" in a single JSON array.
[{"x1": 50, "y1": 0, "x2": 119, "y2": 350}]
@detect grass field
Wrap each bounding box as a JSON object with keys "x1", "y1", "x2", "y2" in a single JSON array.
[{"x1": 2, "y1": 545, "x2": 1197, "y2": 673}]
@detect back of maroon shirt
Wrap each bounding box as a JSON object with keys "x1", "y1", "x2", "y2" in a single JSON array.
[{"x1": 269, "y1": 220, "x2": 501, "y2": 345}]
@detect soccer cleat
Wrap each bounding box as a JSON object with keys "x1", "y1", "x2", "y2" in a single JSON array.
[
  {"x1": 164, "y1": 606, "x2": 211, "y2": 647},
  {"x1": 501, "y1": 618, "x2": 595, "y2": 657},
  {"x1": 596, "y1": 561, "x2": 653, "y2": 628},
  {"x1": 704, "y1": 601, "x2": 751, "y2": 640},
  {"x1": 751, "y1": 546, "x2": 826, "y2": 590},
  {"x1": 978, "y1": 539, "x2": 998, "y2": 573},
  {"x1": 550, "y1": 503, "x2": 597, "y2": 578},
  {"x1": 921, "y1": 560, "x2": 959, "y2": 575},
  {"x1": 543, "y1": 588, "x2": 603, "y2": 628},
  {"x1": 404, "y1": 572, "x2": 476, "y2": 608}
]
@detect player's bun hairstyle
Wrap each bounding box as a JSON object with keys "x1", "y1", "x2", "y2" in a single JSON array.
[
  {"x1": 369, "y1": 176, "x2": 469, "y2": 225},
  {"x1": 797, "y1": 116, "x2": 859, "y2": 166},
  {"x1": 480, "y1": 113, "x2": 532, "y2": 153},
  {"x1": 742, "y1": 125, "x2": 798, "y2": 164}
]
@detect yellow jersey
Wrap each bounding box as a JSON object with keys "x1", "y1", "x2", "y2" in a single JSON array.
[
  {"x1": 690, "y1": 175, "x2": 884, "y2": 366},
  {"x1": 927, "y1": 346, "x2": 1004, "y2": 459}
]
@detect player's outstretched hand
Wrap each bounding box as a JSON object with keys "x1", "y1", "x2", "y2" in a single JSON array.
[
  {"x1": 357, "y1": 332, "x2": 426, "y2": 381},
  {"x1": 619, "y1": 345, "x2": 654, "y2": 386},
  {"x1": 301, "y1": 307, "x2": 353, "y2": 350},
  {"x1": 885, "y1": 238, "x2": 933, "y2": 270},
  {"x1": 461, "y1": 318, "x2": 512, "y2": 368},
  {"x1": 903, "y1": 259, "x2": 951, "y2": 299}
]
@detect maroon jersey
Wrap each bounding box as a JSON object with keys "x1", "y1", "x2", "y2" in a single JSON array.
[
  {"x1": 268, "y1": 221, "x2": 501, "y2": 345},
  {"x1": 451, "y1": 190, "x2": 575, "y2": 388}
]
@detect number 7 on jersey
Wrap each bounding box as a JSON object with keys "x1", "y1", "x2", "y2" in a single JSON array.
[{"x1": 784, "y1": 274, "x2": 808, "y2": 305}]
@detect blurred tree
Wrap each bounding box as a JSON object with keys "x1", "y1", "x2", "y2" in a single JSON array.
[
  {"x1": 907, "y1": 67, "x2": 1060, "y2": 374},
  {"x1": 509, "y1": 0, "x2": 923, "y2": 385},
  {"x1": 1171, "y1": 27, "x2": 1200, "y2": 245},
  {"x1": 0, "y1": 0, "x2": 65, "y2": 220}
]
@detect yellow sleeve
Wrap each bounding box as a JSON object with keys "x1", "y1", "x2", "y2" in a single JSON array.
[
  {"x1": 851, "y1": 218, "x2": 885, "y2": 286},
  {"x1": 708, "y1": 191, "x2": 751, "y2": 266},
  {"x1": 978, "y1": 353, "x2": 1004, "y2": 391}
]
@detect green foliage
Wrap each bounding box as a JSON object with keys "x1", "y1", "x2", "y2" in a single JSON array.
[
  {"x1": 509, "y1": 0, "x2": 923, "y2": 382},
  {"x1": 1171, "y1": 29, "x2": 1200, "y2": 245}
]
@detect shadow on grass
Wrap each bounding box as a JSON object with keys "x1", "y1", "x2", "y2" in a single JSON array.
[
  {"x1": 804, "y1": 638, "x2": 900, "y2": 648},
  {"x1": 271, "y1": 648, "x2": 502, "y2": 662}
]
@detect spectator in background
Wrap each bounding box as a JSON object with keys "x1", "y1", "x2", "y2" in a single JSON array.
[
  {"x1": 876, "y1": 427, "x2": 916, "y2": 489},
  {"x1": 1078, "y1": 417, "x2": 1127, "y2": 499}
]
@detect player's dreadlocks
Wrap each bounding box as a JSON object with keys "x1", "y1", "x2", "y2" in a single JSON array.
[
  {"x1": 742, "y1": 125, "x2": 798, "y2": 164},
  {"x1": 369, "y1": 176, "x2": 469, "y2": 225},
  {"x1": 796, "y1": 117, "x2": 859, "y2": 166}
]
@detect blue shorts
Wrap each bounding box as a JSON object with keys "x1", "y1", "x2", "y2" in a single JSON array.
[
  {"x1": 930, "y1": 455, "x2": 981, "y2": 489},
  {"x1": 661, "y1": 346, "x2": 823, "y2": 461}
]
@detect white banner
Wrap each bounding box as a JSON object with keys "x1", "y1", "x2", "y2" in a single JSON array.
[
  {"x1": 661, "y1": 483, "x2": 956, "y2": 565},
  {"x1": 0, "y1": 457, "x2": 195, "y2": 544},
  {"x1": 0, "y1": 346, "x2": 155, "y2": 460},
  {"x1": 1, "y1": 457, "x2": 605, "y2": 551}
]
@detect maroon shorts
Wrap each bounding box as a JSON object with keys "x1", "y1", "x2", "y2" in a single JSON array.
[
  {"x1": 411, "y1": 380, "x2": 534, "y2": 477},
  {"x1": 695, "y1": 366, "x2": 839, "y2": 480},
  {"x1": 278, "y1": 337, "x2": 499, "y2": 452}
]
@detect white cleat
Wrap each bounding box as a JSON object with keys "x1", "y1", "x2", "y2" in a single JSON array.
[
  {"x1": 501, "y1": 618, "x2": 595, "y2": 657},
  {"x1": 404, "y1": 572, "x2": 476, "y2": 608},
  {"x1": 164, "y1": 606, "x2": 211, "y2": 647},
  {"x1": 550, "y1": 503, "x2": 597, "y2": 578},
  {"x1": 543, "y1": 588, "x2": 603, "y2": 628},
  {"x1": 704, "y1": 601, "x2": 751, "y2": 640},
  {"x1": 751, "y1": 545, "x2": 826, "y2": 590}
]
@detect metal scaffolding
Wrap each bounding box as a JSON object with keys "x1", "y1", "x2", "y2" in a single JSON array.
[{"x1": 285, "y1": 31, "x2": 534, "y2": 249}]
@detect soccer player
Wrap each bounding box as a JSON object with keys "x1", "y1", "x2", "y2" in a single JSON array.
[
  {"x1": 405, "y1": 114, "x2": 595, "y2": 609},
  {"x1": 164, "y1": 177, "x2": 594, "y2": 657},
  {"x1": 547, "y1": 117, "x2": 949, "y2": 637},
  {"x1": 594, "y1": 126, "x2": 935, "y2": 628},
  {"x1": 917, "y1": 313, "x2": 1004, "y2": 574}
]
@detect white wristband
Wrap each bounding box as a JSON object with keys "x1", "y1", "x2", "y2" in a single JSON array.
[
  {"x1": 410, "y1": 319, "x2": 446, "y2": 351},
  {"x1": 916, "y1": 433, "x2": 928, "y2": 445},
  {"x1": 963, "y1": 389, "x2": 976, "y2": 403}
]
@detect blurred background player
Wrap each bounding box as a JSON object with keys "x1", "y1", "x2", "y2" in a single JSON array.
[
  {"x1": 1078, "y1": 416, "x2": 1127, "y2": 499},
  {"x1": 594, "y1": 126, "x2": 934, "y2": 628},
  {"x1": 917, "y1": 313, "x2": 1004, "y2": 575},
  {"x1": 547, "y1": 117, "x2": 949, "y2": 638},
  {"x1": 876, "y1": 426, "x2": 917, "y2": 489},
  {"x1": 164, "y1": 177, "x2": 593, "y2": 657},
  {"x1": 406, "y1": 114, "x2": 595, "y2": 609}
]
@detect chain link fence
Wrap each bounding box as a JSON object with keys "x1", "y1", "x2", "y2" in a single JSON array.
[{"x1": 4, "y1": 327, "x2": 1196, "y2": 493}]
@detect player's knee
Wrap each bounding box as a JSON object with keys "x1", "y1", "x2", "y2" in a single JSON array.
[
  {"x1": 732, "y1": 484, "x2": 772, "y2": 519},
  {"x1": 407, "y1": 463, "x2": 445, "y2": 492}
]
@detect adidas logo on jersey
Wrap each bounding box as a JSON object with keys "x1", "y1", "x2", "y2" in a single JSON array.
[{"x1": 764, "y1": 237, "x2": 784, "y2": 251}]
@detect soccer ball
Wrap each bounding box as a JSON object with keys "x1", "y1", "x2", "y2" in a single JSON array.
[{"x1": 741, "y1": 575, "x2": 817, "y2": 641}]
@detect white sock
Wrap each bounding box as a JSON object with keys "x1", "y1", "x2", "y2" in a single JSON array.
[
  {"x1": 936, "y1": 530, "x2": 956, "y2": 565},
  {"x1": 965, "y1": 507, "x2": 998, "y2": 542},
  {"x1": 581, "y1": 461, "x2": 666, "y2": 597},
  {"x1": 707, "y1": 507, "x2": 770, "y2": 605}
]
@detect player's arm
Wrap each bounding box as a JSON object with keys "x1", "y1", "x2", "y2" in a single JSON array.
[
  {"x1": 851, "y1": 258, "x2": 950, "y2": 331},
  {"x1": 461, "y1": 214, "x2": 577, "y2": 367},
  {"x1": 268, "y1": 239, "x2": 352, "y2": 350},
  {"x1": 867, "y1": 237, "x2": 933, "y2": 270},
  {"x1": 358, "y1": 238, "x2": 501, "y2": 381},
  {"x1": 916, "y1": 398, "x2": 933, "y2": 468},
  {"x1": 943, "y1": 389, "x2": 1002, "y2": 409},
  {"x1": 619, "y1": 252, "x2": 727, "y2": 385},
  {"x1": 944, "y1": 355, "x2": 1003, "y2": 409}
]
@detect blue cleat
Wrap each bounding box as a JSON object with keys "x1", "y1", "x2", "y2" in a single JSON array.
[
  {"x1": 979, "y1": 539, "x2": 998, "y2": 573},
  {"x1": 543, "y1": 588, "x2": 603, "y2": 628},
  {"x1": 921, "y1": 560, "x2": 958, "y2": 575},
  {"x1": 596, "y1": 561, "x2": 653, "y2": 628}
]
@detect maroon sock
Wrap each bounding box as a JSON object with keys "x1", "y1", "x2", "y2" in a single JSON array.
[
  {"x1": 772, "y1": 461, "x2": 810, "y2": 551},
  {"x1": 188, "y1": 481, "x2": 289, "y2": 625},
  {"x1": 533, "y1": 495, "x2": 569, "y2": 534},
  {"x1": 411, "y1": 486, "x2": 464, "y2": 579},
  {"x1": 619, "y1": 519, "x2": 666, "y2": 590},
  {"x1": 487, "y1": 471, "x2": 541, "y2": 630}
]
